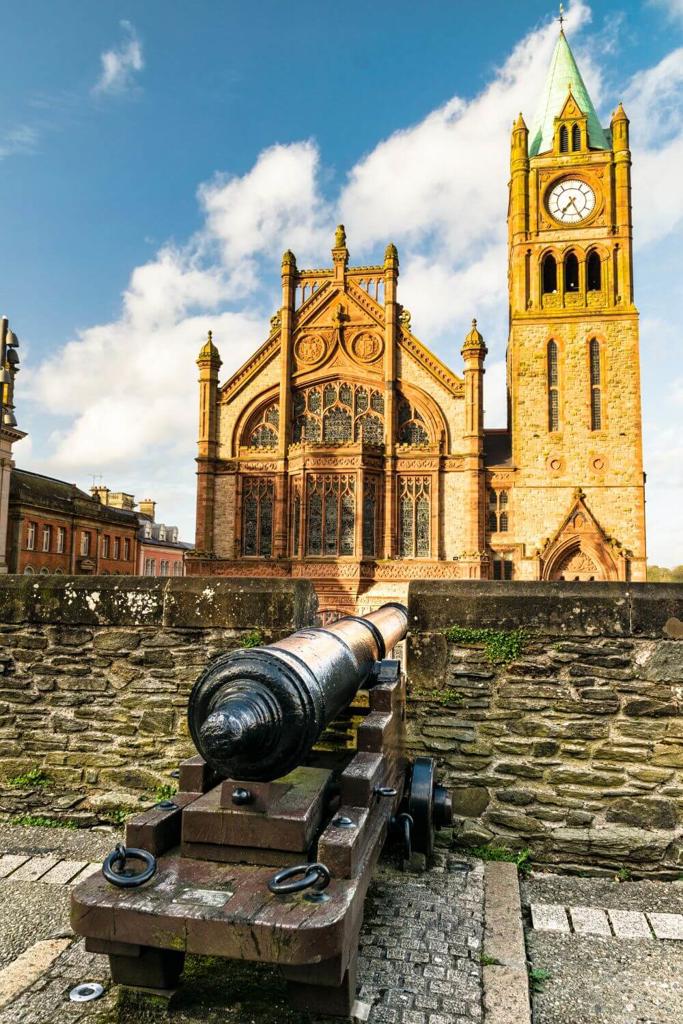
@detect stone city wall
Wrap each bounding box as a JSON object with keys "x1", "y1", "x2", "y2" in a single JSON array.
[
  {"x1": 406, "y1": 581, "x2": 683, "y2": 877},
  {"x1": 0, "y1": 576, "x2": 317, "y2": 822},
  {"x1": 1, "y1": 576, "x2": 682, "y2": 876}
]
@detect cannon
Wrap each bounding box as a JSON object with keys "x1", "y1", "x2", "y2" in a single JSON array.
[{"x1": 71, "y1": 604, "x2": 452, "y2": 1017}]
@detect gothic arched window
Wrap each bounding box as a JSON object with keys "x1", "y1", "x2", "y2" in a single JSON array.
[
  {"x1": 245, "y1": 401, "x2": 279, "y2": 449},
  {"x1": 559, "y1": 125, "x2": 569, "y2": 152},
  {"x1": 487, "y1": 490, "x2": 510, "y2": 533},
  {"x1": 306, "y1": 475, "x2": 355, "y2": 556},
  {"x1": 547, "y1": 341, "x2": 559, "y2": 432},
  {"x1": 587, "y1": 251, "x2": 601, "y2": 291},
  {"x1": 291, "y1": 382, "x2": 384, "y2": 446},
  {"x1": 397, "y1": 397, "x2": 431, "y2": 445},
  {"x1": 571, "y1": 123, "x2": 581, "y2": 151},
  {"x1": 363, "y1": 478, "x2": 378, "y2": 557},
  {"x1": 589, "y1": 338, "x2": 602, "y2": 431},
  {"x1": 242, "y1": 478, "x2": 274, "y2": 557},
  {"x1": 564, "y1": 251, "x2": 579, "y2": 292},
  {"x1": 542, "y1": 254, "x2": 557, "y2": 294},
  {"x1": 398, "y1": 477, "x2": 431, "y2": 558}
]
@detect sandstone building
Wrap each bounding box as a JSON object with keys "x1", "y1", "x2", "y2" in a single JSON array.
[{"x1": 187, "y1": 28, "x2": 646, "y2": 615}]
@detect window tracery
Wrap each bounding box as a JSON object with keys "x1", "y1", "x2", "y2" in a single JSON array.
[
  {"x1": 398, "y1": 477, "x2": 431, "y2": 558},
  {"x1": 292, "y1": 382, "x2": 385, "y2": 445},
  {"x1": 363, "y1": 478, "x2": 378, "y2": 557},
  {"x1": 242, "y1": 478, "x2": 274, "y2": 557},
  {"x1": 397, "y1": 397, "x2": 430, "y2": 445},
  {"x1": 488, "y1": 490, "x2": 509, "y2": 533},
  {"x1": 306, "y1": 475, "x2": 355, "y2": 556},
  {"x1": 244, "y1": 401, "x2": 279, "y2": 449}
]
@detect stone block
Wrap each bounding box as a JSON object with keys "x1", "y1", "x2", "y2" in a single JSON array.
[
  {"x1": 606, "y1": 797, "x2": 678, "y2": 830},
  {"x1": 530, "y1": 903, "x2": 570, "y2": 932},
  {"x1": 608, "y1": 909, "x2": 652, "y2": 939},
  {"x1": 407, "y1": 581, "x2": 632, "y2": 635},
  {"x1": 624, "y1": 698, "x2": 678, "y2": 717},
  {"x1": 450, "y1": 786, "x2": 490, "y2": 817},
  {"x1": 488, "y1": 809, "x2": 545, "y2": 834},
  {"x1": 647, "y1": 913, "x2": 683, "y2": 940},
  {"x1": 569, "y1": 906, "x2": 611, "y2": 936},
  {"x1": 163, "y1": 577, "x2": 317, "y2": 630}
]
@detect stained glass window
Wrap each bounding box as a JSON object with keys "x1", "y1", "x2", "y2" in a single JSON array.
[
  {"x1": 242, "y1": 478, "x2": 274, "y2": 556},
  {"x1": 291, "y1": 383, "x2": 385, "y2": 446},
  {"x1": 323, "y1": 406, "x2": 352, "y2": 443},
  {"x1": 292, "y1": 490, "x2": 301, "y2": 557},
  {"x1": 398, "y1": 477, "x2": 431, "y2": 557},
  {"x1": 245, "y1": 402, "x2": 279, "y2": 449},
  {"x1": 308, "y1": 483, "x2": 323, "y2": 555},
  {"x1": 306, "y1": 475, "x2": 355, "y2": 556},
  {"x1": 243, "y1": 496, "x2": 257, "y2": 556},
  {"x1": 341, "y1": 489, "x2": 355, "y2": 556},
  {"x1": 397, "y1": 395, "x2": 431, "y2": 445},
  {"x1": 363, "y1": 479, "x2": 377, "y2": 557},
  {"x1": 356, "y1": 414, "x2": 383, "y2": 445}
]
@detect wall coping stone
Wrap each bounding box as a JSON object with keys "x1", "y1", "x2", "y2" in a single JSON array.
[
  {"x1": 407, "y1": 582, "x2": 683, "y2": 637},
  {"x1": 0, "y1": 576, "x2": 317, "y2": 630}
]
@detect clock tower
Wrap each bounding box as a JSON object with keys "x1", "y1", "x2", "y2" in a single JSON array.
[{"x1": 502, "y1": 25, "x2": 646, "y2": 582}]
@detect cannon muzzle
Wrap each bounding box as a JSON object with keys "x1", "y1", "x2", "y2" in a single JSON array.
[{"x1": 188, "y1": 603, "x2": 408, "y2": 781}]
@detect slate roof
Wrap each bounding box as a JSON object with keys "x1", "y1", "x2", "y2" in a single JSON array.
[
  {"x1": 10, "y1": 468, "x2": 138, "y2": 528},
  {"x1": 528, "y1": 30, "x2": 610, "y2": 157}
]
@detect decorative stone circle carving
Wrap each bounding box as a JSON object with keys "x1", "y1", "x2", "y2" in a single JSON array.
[
  {"x1": 350, "y1": 330, "x2": 383, "y2": 364},
  {"x1": 294, "y1": 333, "x2": 326, "y2": 366},
  {"x1": 547, "y1": 455, "x2": 565, "y2": 474}
]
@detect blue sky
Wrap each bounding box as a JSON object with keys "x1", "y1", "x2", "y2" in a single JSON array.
[{"x1": 2, "y1": 0, "x2": 682, "y2": 565}]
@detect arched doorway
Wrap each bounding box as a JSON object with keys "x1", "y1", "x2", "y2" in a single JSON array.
[{"x1": 550, "y1": 546, "x2": 601, "y2": 581}]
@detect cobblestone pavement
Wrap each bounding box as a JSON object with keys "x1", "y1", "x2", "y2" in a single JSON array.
[
  {"x1": 0, "y1": 827, "x2": 484, "y2": 1024},
  {"x1": 523, "y1": 873, "x2": 683, "y2": 1024}
]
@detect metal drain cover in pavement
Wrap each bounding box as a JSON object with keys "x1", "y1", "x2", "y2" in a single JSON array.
[{"x1": 69, "y1": 982, "x2": 104, "y2": 1002}]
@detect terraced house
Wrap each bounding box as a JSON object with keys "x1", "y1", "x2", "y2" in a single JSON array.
[{"x1": 187, "y1": 26, "x2": 646, "y2": 616}]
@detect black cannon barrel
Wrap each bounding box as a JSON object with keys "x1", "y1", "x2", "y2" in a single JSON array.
[{"x1": 188, "y1": 603, "x2": 408, "y2": 782}]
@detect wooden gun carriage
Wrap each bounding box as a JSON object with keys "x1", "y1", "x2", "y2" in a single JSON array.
[{"x1": 71, "y1": 603, "x2": 451, "y2": 1017}]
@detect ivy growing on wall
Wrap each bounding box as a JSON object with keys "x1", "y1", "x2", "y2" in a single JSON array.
[{"x1": 444, "y1": 626, "x2": 527, "y2": 664}]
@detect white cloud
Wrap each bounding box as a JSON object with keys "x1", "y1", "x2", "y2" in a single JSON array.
[
  {"x1": 649, "y1": 0, "x2": 683, "y2": 24},
  {"x1": 93, "y1": 21, "x2": 144, "y2": 96},
  {"x1": 0, "y1": 125, "x2": 39, "y2": 159}
]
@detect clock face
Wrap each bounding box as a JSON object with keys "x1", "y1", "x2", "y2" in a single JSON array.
[{"x1": 547, "y1": 179, "x2": 596, "y2": 224}]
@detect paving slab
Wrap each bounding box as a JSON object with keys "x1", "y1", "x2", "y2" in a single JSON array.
[
  {"x1": 40, "y1": 860, "x2": 88, "y2": 885},
  {"x1": 607, "y1": 909, "x2": 653, "y2": 939},
  {"x1": 8, "y1": 858, "x2": 58, "y2": 883},
  {"x1": 647, "y1": 913, "x2": 683, "y2": 941},
  {"x1": 0, "y1": 939, "x2": 71, "y2": 1011},
  {"x1": 522, "y1": 873, "x2": 683, "y2": 915},
  {"x1": 0, "y1": 858, "x2": 28, "y2": 881},
  {"x1": 530, "y1": 904, "x2": 570, "y2": 933},
  {"x1": 69, "y1": 863, "x2": 101, "y2": 885},
  {"x1": 568, "y1": 906, "x2": 611, "y2": 937}
]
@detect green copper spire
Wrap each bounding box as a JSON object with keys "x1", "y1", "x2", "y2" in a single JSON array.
[{"x1": 528, "y1": 29, "x2": 609, "y2": 157}]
